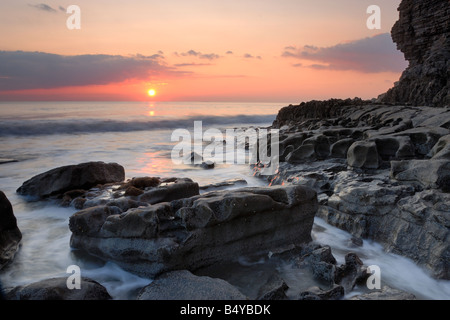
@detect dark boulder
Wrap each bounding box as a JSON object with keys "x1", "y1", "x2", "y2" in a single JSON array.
[
  {"x1": 0, "y1": 191, "x2": 22, "y2": 270},
  {"x1": 16, "y1": 162, "x2": 125, "y2": 199}
]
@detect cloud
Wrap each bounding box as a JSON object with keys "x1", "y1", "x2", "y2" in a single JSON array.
[
  {"x1": 0, "y1": 51, "x2": 177, "y2": 91},
  {"x1": 243, "y1": 53, "x2": 262, "y2": 60},
  {"x1": 226, "y1": 51, "x2": 234, "y2": 55},
  {"x1": 174, "y1": 63, "x2": 212, "y2": 67},
  {"x1": 28, "y1": 3, "x2": 58, "y2": 13},
  {"x1": 282, "y1": 33, "x2": 407, "y2": 73},
  {"x1": 177, "y1": 50, "x2": 221, "y2": 60}
]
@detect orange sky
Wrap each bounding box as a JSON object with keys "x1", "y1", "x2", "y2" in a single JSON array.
[{"x1": 0, "y1": 0, "x2": 405, "y2": 102}]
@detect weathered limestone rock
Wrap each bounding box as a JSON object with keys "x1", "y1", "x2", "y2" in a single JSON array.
[
  {"x1": 69, "y1": 185, "x2": 318, "y2": 278},
  {"x1": 390, "y1": 159, "x2": 450, "y2": 190},
  {"x1": 347, "y1": 141, "x2": 380, "y2": 169},
  {"x1": 430, "y1": 134, "x2": 450, "y2": 160}
]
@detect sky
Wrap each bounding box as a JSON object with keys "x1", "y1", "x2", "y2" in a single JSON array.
[{"x1": 0, "y1": 0, "x2": 406, "y2": 102}]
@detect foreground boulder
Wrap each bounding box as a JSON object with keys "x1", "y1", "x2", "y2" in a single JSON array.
[
  {"x1": 0, "y1": 191, "x2": 22, "y2": 270},
  {"x1": 137, "y1": 270, "x2": 247, "y2": 300},
  {"x1": 70, "y1": 185, "x2": 318, "y2": 278},
  {"x1": 5, "y1": 277, "x2": 111, "y2": 300},
  {"x1": 16, "y1": 162, "x2": 125, "y2": 199}
]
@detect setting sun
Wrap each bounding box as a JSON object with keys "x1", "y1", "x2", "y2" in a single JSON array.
[{"x1": 148, "y1": 89, "x2": 156, "y2": 97}]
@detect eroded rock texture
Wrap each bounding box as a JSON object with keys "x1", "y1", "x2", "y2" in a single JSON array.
[{"x1": 380, "y1": 0, "x2": 450, "y2": 107}]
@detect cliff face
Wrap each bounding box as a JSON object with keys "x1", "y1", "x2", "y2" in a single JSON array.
[{"x1": 380, "y1": 0, "x2": 450, "y2": 107}]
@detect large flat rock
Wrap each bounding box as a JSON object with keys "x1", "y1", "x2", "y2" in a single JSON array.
[{"x1": 69, "y1": 185, "x2": 318, "y2": 278}]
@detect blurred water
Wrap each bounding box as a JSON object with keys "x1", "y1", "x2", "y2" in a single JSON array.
[{"x1": 0, "y1": 101, "x2": 448, "y2": 300}]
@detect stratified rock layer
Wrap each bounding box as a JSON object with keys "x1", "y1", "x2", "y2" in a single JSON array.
[
  {"x1": 69, "y1": 185, "x2": 318, "y2": 278},
  {"x1": 380, "y1": 0, "x2": 450, "y2": 107}
]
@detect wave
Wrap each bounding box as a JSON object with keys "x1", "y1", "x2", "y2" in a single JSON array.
[{"x1": 0, "y1": 114, "x2": 276, "y2": 137}]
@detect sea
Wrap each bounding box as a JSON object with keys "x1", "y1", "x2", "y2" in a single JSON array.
[{"x1": 0, "y1": 101, "x2": 449, "y2": 300}]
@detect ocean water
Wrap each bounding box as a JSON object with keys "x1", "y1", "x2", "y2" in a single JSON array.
[{"x1": 0, "y1": 101, "x2": 449, "y2": 300}]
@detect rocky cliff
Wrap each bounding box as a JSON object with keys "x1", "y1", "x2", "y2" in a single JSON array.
[{"x1": 380, "y1": 0, "x2": 450, "y2": 107}]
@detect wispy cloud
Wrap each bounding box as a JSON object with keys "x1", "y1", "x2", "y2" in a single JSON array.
[
  {"x1": 175, "y1": 50, "x2": 221, "y2": 60},
  {"x1": 282, "y1": 33, "x2": 407, "y2": 73},
  {"x1": 243, "y1": 53, "x2": 262, "y2": 60},
  {"x1": 174, "y1": 63, "x2": 212, "y2": 67},
  {"x1": 28, "y1": 3, "x2": 58, "y2": 13},
  {"x1": 0, "y1": 51, "x2": 178, "y2": 91}
]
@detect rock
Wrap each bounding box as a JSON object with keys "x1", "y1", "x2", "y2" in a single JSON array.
[
  {"x1": 61, "y1": 189, "x2": 87, "y2": 206},
  {"x1": 128, "y1": 177, "x2": 161, "y2": 189},
  {"x1": 372, "y1": 136, "x2": 415, "y2": 160},
  {"x1": 335, "y1": 253, "x2": 369, "y2": 293},
  {"x1": 185, "y1": 152, "x2": 216, "y2": 169},
  {"x1": 256, "y1": 273, "x2": 289, "y2": 300},
  {"x1": 138, "y1": 178, "x2": 199, "y2": 204},
  {"x1": 16, "y1": 162, "x2": 125, "y2": 199},
  {"x1": 319, "y1": 180, "x2": 450, "y2": 279},
  {"x1": 286, "y1": 144, "x2": 316, "y2": 163},
  {"x1": 390, "y1": 159, "x2": 450, "y2": 190},
  {"x1": 69, "y1": 205, "x2": 123, "y2": 237},
  {"x1": 5, "y1": 277, "x2": 112, "y2": 300},
  {"x1": 394, "y1": 127, "x2": 449, "y2": 156},
  {"x1": 350, "y1": 286, "x2": 416, "y2": 300},
  {"x1": 347, "y1": 141, "x2": 380, "y2": 169},
  {"x1": 267, "y1": 1, "x2": 450, "y2": 281},
  {"x1": 348, "y1": 236, "x2": 363, "y2": 247},
  {"x1": 0, "y1": 191, "x2": 22, "y2": 270},
  {"x1": 124, "y1": 186, "x2": 144, "y2": 197},
  {"x1": 137, "y1": 270, "x2": 247, "y2": 300},
  {"x1": 295, "y1": 246, "x2": 337, "y2": 285},
  {"x1": 69, "y1": 185, "x2": 318, "y2": 278},
  {"x1": 200, "y1": 160, "x2": 215, "y2": 169},
  {"x1": 430, "y1": 134, "x2": 450, "y2": 160},
  {"x1": 330, "y1": 138, "x2": 354, "y2": 158},
  {"x1": 0, "y1": 159, "x2": 18, "y2": 165},
  {"x1": 199, "y1": 178, "x2": 248, "y2": 191},
  {"x1": 380, "y1": 0, "x2": 450, "y2": 107},
  {"x1": 298, "y1": 284, "x2": 345, "y2": 300},
  {"x1": 272, "y1": 98, "x2": 370, "y2": 129}
]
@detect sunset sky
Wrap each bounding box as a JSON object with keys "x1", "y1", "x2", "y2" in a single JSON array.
[{"x1": 0, "y1": 0, "x2": 407, "y2": 102}]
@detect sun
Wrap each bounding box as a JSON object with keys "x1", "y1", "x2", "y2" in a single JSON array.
[{"x1": 148, "y1": 89, "x2": 156, "y2": 97}]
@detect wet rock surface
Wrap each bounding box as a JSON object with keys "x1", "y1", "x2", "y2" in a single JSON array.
[
  {"x1": 0, "y1": 191, "x2": 22, "y2": 270},
  {"x1": 5, "y1": 277, "x2": 112, "y2": 300},
  {"x1": 69, "y1": 183, "x2": 318, "y2": 278},
  {"x1": 269, "y1": 103, "x2": 450, "y2": 280}
]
